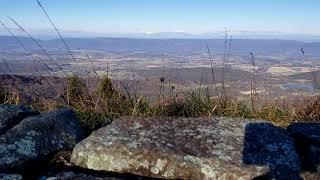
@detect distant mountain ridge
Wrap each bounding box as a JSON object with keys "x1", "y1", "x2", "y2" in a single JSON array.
[{"x1": 1, "y1": 36, "x2": 320, "y2": 56}]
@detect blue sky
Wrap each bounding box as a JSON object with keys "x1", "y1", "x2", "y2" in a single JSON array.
[{"x1": 0, "y1": 0, "x2": 319, "y2": 38}]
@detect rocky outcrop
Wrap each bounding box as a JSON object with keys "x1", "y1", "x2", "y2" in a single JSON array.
[
  {"x1": 287, "y1": 123, "x2": 320, "y2": 172},
  {"x1": 0, "y1": 104, "x2": 39, "y2": 135},
  {"x1": 1, "y1": 104, "x2": 319, "y2": 179},
  {"x1": 71, "y1": 117, "x2": 300, "y2": 179},
  {"x1": 0, "y1": 108, "x2": 86, "y2": 172}
]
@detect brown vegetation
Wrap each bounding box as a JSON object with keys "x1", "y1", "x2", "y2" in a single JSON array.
[{"x1": 2, "y1": 73, "x2": 320, "y2": 131}]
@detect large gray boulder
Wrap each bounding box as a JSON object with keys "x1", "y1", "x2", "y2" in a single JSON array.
[
  {"x1": 71, "y1": 117, "x2": 300, "y2": 180},
  {"x1": 0, "y1": 104, "x2": 39, "y2": 135},
  {"x1": 0, "y1": 108, "x2": 86, "y2": 171}
]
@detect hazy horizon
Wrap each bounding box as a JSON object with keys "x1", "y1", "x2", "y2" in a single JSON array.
[
  {"x1": 1, "y1": 31, "x2": 320, "y2": 42},
  {"x1": 0, "y1": 0, "x2": 319, "y2": 41}
]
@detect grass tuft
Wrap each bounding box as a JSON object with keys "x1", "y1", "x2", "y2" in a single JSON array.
[
  {"x1": 8, "y1": 73, "x2": 320, "y2": 131},
  {"x1": 154, "y1": 92, "x2": 251, "y2": 118},
  {"x1": 255, "y1": 102, "x2": 292, "y2": 126}
]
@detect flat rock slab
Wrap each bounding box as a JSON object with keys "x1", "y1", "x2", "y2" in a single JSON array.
[
  {"x1": 0, "y1": 108, "x2": 86, "y2": 172},
  {"x1": 0, "y1": 104, "x2": 39, "y2": 135},
  {"x1": 71, "y1": 117, "x2": 300, "y2": 179}
]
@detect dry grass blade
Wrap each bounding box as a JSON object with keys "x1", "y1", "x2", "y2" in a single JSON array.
[
  {"x1": 0, "y1": 19, "x2": 56, "y2": 76},
  {"x1": 159, "y1": 50, "x2": 166, "y2": 102},
  {"x1": 120, "y1": 81, "x2": 135, "y2": 107},
  {"x1": 8, "y1": 16, "x2": 68, "y2": 77},
  {"x1": 249, "y1": 52, "x2": 258, "y2": 112},
  {"x1": 221, "y1": 28, "x2": 229, "y2": 96},
  {"x1": 86, "y1": 54, "x2": 100, "y2": 80},
  {"x1": 206, "y1": 44, "x2": 218, "y2": 96},
  {"x1": 301, "y1": 48, "x2": 319, "y2": 92},
  {"x1": 37, "y1": 0, "x2": 79, "y2": 70},
  {"x1": 0, "y1": 19, "x2": 61, "y2": 95},
  {"x1": 132, "y1": 96, "x2": 143, "y2": 116},
  {"x1": 132, "y1": 72, "x2": 138, "y2": 102}
]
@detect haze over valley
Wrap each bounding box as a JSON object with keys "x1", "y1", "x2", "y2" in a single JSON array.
[{"x1": 1, "y1": 36, "x2": 320, "y2": 99}]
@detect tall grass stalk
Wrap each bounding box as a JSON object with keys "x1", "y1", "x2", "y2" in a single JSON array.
[
  {"x1": 37, "y1": 0, "x2": 79, "y2": 72},
  {"x1": 8, "y1": 17, "x2": 68, "y2": 77},
  {"x1": 250, "y1": 52, "x2": 258, "y2": 112},
  {"x1": 86, "y1": 54, "x2": 100, "y2": 81},
  {"x1": 301, "y1": 48, "x2": 318, "y2": 93},
  {"x1": 0, "y1": 20, "x2": 55, "y2": 76},
  {"x1": 221, "y1": 28, "x2": 229, "y2": 97},
  {"x1": 159, "y1": 51, "x2": 166, "y2": 103},
  {"x1": 132, "y1": 72, "x2": 138, "y2": 103},
  {"x1": 120, "y1": 81, "x2": 135, "y2": 108},
  {"x1": 198, "y1": 72, "x2": 205, "y2": 95},
  {"x1": 206, "y1": 44, "x2": 218, "y2": 96},
  {"x1": 1, "y1": 57, "x2": 31, "y2": 95},
  {"x1": 0, "y1": 19, "x2": 60, "y2": 95}
]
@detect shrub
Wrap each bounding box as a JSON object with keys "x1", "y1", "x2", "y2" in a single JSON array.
[
  {"x1": 95, "y1": 76, "x2": 132, "y2": 116},
  {"x1": 66, "y1": 75, "x2": 86, "y2": 106},
  {"x1": 96, "y1": 76, "x2": 115, "y2": 99},
  {"x1": 131, "y1": 96, "x2": 151, "y2": 116},
  {"x1": 153, "y1": 93, "x2": 212, "y2": 117},
  {"x1": 216, "y1": 97, "x2": 252, "y2": 118},
  {"x1": 68, "y1": 76, "x2": 139, "y2": 131}
]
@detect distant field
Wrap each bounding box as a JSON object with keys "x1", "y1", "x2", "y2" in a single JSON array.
[{"x1": 1, "y1": 37, "x2": 320, "y2": 99}]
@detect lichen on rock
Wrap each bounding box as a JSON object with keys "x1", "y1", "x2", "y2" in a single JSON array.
[
  {"x1": 0, "y1": 104, "x2": 39, "y2": 135},
  {"x1": 71, "y1": 117, "x2": 297, "y2": 179},
  {"x1": 0, "y1": 108, "x2": 85, "y2": 171}
]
